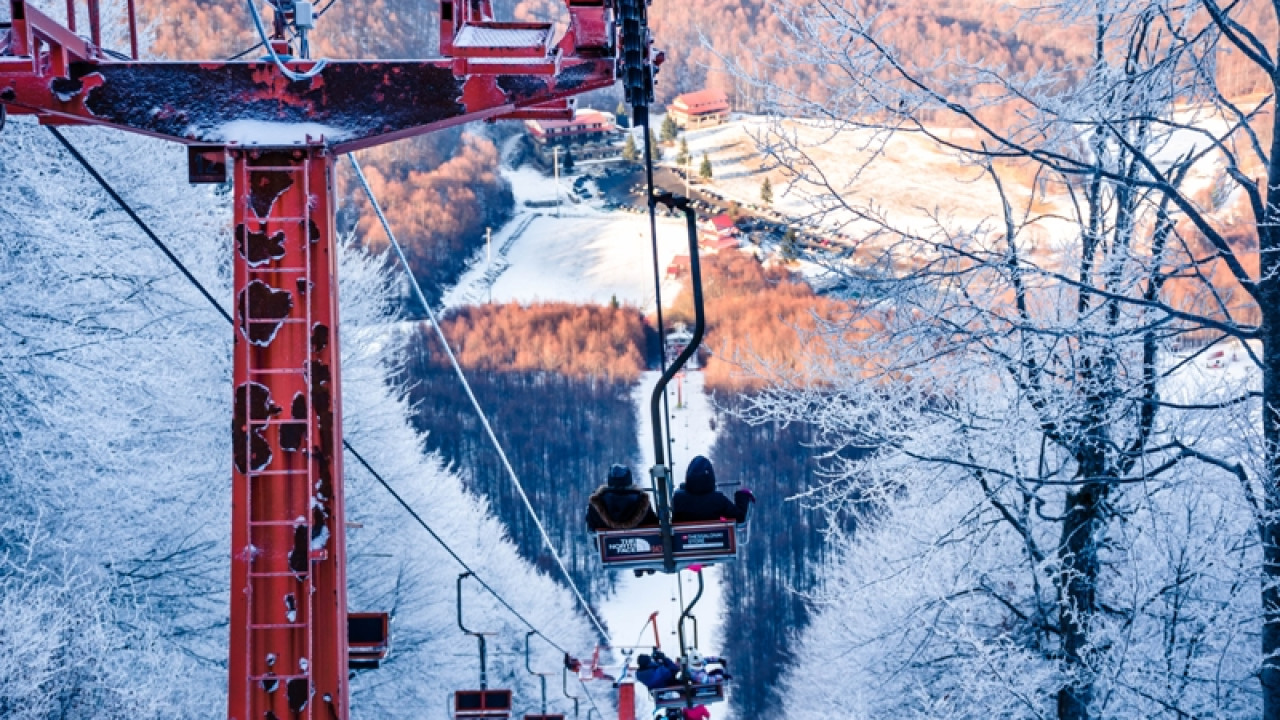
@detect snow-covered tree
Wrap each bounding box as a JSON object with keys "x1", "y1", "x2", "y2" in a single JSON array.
[
  {"x1": 734, "y1": 0, "x2": 1276, "y2": 717},
  {"x1": 0, "y1": 116, "x2": 605, "y2": 718}
]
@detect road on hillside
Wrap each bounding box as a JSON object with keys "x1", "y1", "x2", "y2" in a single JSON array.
[{"x1": 587, "y1": 161, "x2": 850, "y2": 261}]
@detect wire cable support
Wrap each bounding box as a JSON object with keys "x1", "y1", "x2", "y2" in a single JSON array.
[
  {"x1": 44, "y1": 127, "x2": 608, "y2": 717},
  {"x1": 347, "y1": 154, "x2": 613, "y2": 645},
  {"x1": 243, "y1": 0, "x2": 328, "y2": 79}
]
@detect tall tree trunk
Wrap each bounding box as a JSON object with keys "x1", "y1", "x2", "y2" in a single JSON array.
[
  {"x1": 1259, "y1": 280, "x2": 1280, "y2": 720},
  {"x1": 1261, "y1": 308, "x2": 1280, "y2": 718},
  {"x1": 1260, "y1": 95, "x2": 1280, "y2": 720},
  {"x1": 1057, "y1": 474, "x2": 1108, "y2": 720}
]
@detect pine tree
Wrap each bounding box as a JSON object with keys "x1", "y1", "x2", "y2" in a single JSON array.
[
  {"x1": 622, "y1": 134, "x2": 638, "y2": 163},
  {"x1": 615, "y1": 101, "x2": 629, "y2": 128},
  {"x1": 676, "y1": 137, "x2": 690, "y2": 167},
  {"x1": 780, "y1": 226, "x2": 798, "y2": 263},
  {"x1": 562, "y1": 148, "x2": 575, "y2": 173},
  {"x1": 760, "y1": 177, "x2": 773, "y2": 205},
  {"x1": 699, "y1": 152, "x2": 713, "y2": 180},
  {"x1": 648, "y1": 128, "x2": 663, "y2": 162},
  {"x1": 660, "y1": 114, "x2": 679, "y2": 142}
]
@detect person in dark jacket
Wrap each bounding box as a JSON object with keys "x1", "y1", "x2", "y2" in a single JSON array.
[
  {"x1": 586, "y1": 464, "x2": 659, "y2": 531},
  {"x1": 671, "y1": 455, "x2": 754, "y2": 524},
  {"x1": 635, "y1": 650, "x2": 681, "y2": 690}
]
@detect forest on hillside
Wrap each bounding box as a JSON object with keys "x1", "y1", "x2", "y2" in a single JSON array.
[
  {"x1": 126, "y1": 0, "x2": 1280, "y2": 310},
  {"x1": 395, "y1": 285, "x2": 861, "y2": 717},
  {"x1": 400, "y1": 303, "x2": 651, "y2": 596}
]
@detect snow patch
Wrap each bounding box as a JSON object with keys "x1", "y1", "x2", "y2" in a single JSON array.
[{"x1": 206, "y1": 120, "x2": 352, "y2": 146}]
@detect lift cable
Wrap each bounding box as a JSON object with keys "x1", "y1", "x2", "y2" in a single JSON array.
[
  {"x1": 43, "y1": 128, "x2": 610, "y2": 714},
  {"x1": 348, "y1": 154, "x2": 614, "y2": 645}
]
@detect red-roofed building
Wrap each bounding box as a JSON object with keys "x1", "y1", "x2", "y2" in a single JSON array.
[
  {"x1": 699, "y1": 214, "x2": 740, "y2": 252},
  {"x1": 665, "y1": 254, "x2": 691, "y2": 280},
  {"x1": 524, "y1": 109, "x2": 620, "y2": 163},
  {"x1": 667, "y1": 89, "x2": 731, "y2": 129}
]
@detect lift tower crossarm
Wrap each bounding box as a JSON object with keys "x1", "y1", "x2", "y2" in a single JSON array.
[
  {"x1": 0, "y1": 0, "x2": 618, "y2": 152},
  {"x1": 0, "y1": 2, "x2": 631, "y2": 720}
]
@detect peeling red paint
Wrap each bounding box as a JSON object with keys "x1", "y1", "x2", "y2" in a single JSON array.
[
  {"x1": 237, "y1": 280, "x2": 294, "y2": 346},
  {"x1": 232, "y1": 382, "x2": 279, "y2": 474},
  {"x1": 235, "y1": 223, "x2": 287, "y2": 266}
]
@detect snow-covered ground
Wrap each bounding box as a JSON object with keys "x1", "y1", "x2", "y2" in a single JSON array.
[
  {"x1": 599, "y1": 370, "x2": 732, "y2": 720},
  {"x1": 666, "y1": 116, "x2": 1031, "y2": 240},
  {"x1": 442, "y1": 165, "x2": 690, "y2": 310},
  {"x1": 448, "y1": 161, "x2": 737, "y2": 718}
]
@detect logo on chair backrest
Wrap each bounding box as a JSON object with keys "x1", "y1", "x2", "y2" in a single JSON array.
[{"x1": 608, "y1": 536, "x2": 655, "y2": 555}]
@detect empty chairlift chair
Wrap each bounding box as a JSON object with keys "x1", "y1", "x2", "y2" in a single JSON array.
[
  {"x1": 454, "y1": 689, "x2": 514, "y2": 719},
  {"x1": 347, "y1": 612, "x2": 391, "y2": 669},
  {"x1": 454, "y1": 572, "x2": 514, "y2": 719}
]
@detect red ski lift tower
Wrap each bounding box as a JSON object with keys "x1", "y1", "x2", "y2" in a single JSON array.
[{"x1": 0, "y1": 1, "x2": 647, "y2": 719}]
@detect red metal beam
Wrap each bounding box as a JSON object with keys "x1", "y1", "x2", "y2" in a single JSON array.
[
  {"x1": 229, "y1": 146, "x2": 349, "y2": 720},
  {"x1": 0, "y1": 57, "x2": 616, "y2": 151},
  {"x1": 0, "y1": 3, "x2": 642, "y2": 720}
]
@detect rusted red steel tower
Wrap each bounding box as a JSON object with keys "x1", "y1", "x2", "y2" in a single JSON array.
[{"x1": 0, "y1": 1, "x2": 630, "y2": 718}]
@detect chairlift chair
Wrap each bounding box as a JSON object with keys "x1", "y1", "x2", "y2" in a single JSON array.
[
  {"x1": 347, "y1": 611, "x2": 390, "y2": 669},
  {"x1": 650, "y1": 683, "x2": 726, "y2": 709},
  {"x1": 595, "y1": 520, "x2": 740, "y2": 572},
  {"x1": 590, "y1": 191, "x2": 751, "y2": 576},
  {"x1": 522, "y1": 631, "x2": 565, "y2": 720},
  {"x1": 455, "y1": 573, "x2": 512, "y2": 719},
  {"x1": 454, "y1": 689, "x2": 514, "y2": 719}
]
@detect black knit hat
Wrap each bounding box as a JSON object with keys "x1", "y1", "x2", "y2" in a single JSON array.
[{"x1": 608, "y1": 464, "x2": 634, "y2": 489}]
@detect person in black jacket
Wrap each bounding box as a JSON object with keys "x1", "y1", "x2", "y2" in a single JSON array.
[
  {"x1": 585, "y1": 464, "x2": 659, "y2": 531},
  {"x1": 671, "y1": 455, "x2": 754, "y2": 524},
  {"x1": 635, "y1": 650, "x2": 681, "y2": 690}
]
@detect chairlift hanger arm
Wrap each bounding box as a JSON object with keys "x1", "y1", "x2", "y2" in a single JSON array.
[{"x1": 648, "y1": 193, "x2": 702, "y2": 469}]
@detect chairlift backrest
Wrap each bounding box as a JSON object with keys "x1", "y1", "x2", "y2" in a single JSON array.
[
  {"x1": 649, "y1": 682, "x2": 726, "y2": 708},
  {"x1": 596, "y1": 520, "x2": 738, "y2": 570},
  {"x1": 455, "y1": 689, "x2": 513, "y2": 718},
  {"x1": 348, "y1": 612, "x2": 390, "y2": 669}
]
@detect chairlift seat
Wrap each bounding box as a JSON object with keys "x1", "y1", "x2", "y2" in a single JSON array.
[
  {"x1": 455, "y1": 689, "x2": 513, "y2": 719},
  {"x1": 650, "y1": 682, "x2": 727, "y2": 708},
  {"x1": 596, "y1": 521, "x2": 739, "y2": 571},
  {"x1": 348, "y1": 612, "x2": 390, "y2": 669}
]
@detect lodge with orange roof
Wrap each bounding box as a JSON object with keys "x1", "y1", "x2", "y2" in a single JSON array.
[{"x1": 666, "y1": 89, "x2": 731, "y2": 129}]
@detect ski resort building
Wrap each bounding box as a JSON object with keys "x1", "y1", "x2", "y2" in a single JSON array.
[
  {"x1": 524, "y1": 109, "x2": 621, "y2": 164},
  {"x1": 667, "y1": 89, "x2": 731, "y2": 129},
  {"x1": 699, "y1": 214, "x2": 740, "y2": 252},
  {"x1": 666, "y1": 254, "x2": 691, "y2": 279}
]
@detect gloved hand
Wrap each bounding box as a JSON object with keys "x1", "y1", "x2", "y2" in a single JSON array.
[{"x1": 734, "y1": 488, "x2": 756, "y2": 504}]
